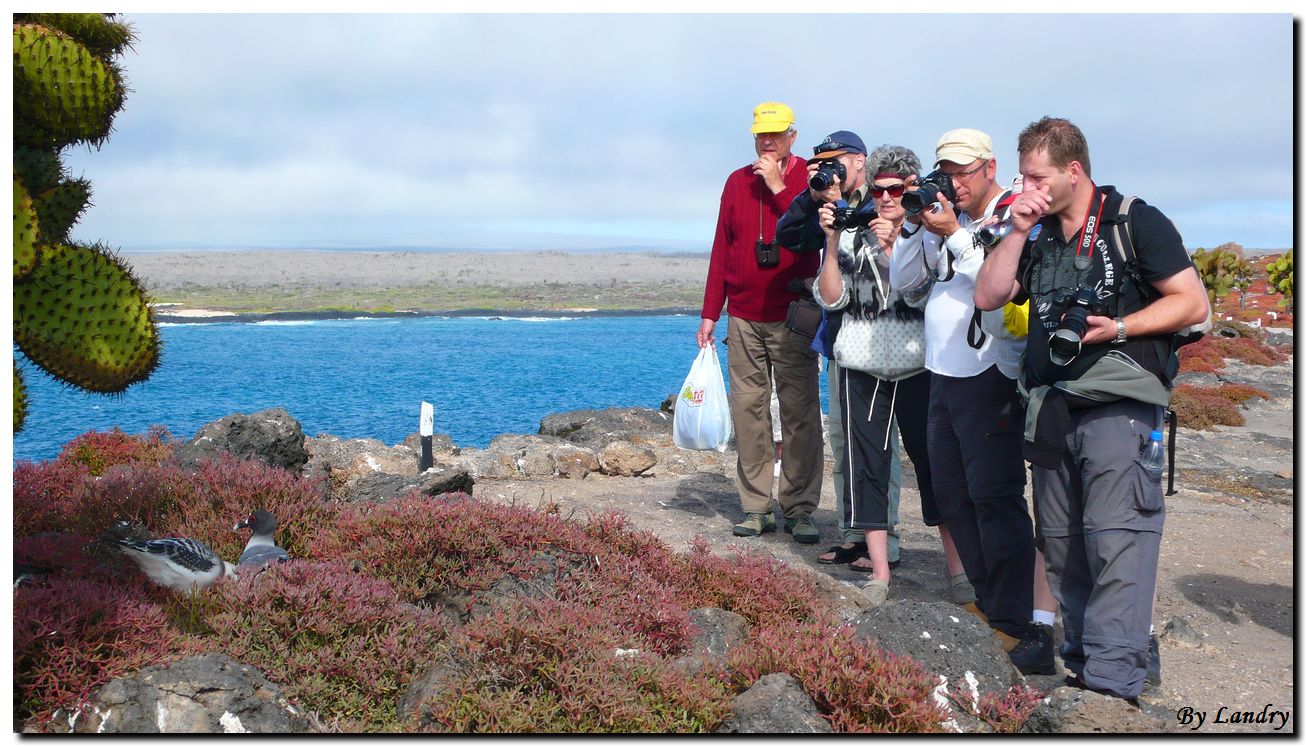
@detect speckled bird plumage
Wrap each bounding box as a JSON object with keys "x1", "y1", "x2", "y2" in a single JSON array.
[{"x1": 114, "y1": 536, "x2": 235, "y2": 592}]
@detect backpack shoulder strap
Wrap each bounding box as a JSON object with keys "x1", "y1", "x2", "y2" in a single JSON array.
[
  {"x1": 1108, "y1": 195, "x2": 1152, "y2": 318},
  {"x1": 1111, "y1": 195, "x2": 1139, "y2": 267}
]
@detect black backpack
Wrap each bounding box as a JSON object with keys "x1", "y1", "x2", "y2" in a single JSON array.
[
  {"x1": 1110, "y1": 195, "x2": 1214, "y2": 495},
  {"x1": 1109, "y1": 195, "x2": 1213, "y2": 351}
]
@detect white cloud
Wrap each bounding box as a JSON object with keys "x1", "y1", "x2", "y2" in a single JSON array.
[{"x1": 55, "y1": 12, "x2": 1295, "y2": 250}]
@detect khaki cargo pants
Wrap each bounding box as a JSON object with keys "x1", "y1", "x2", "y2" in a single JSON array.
[{"x1": 725, "y1": 316, "x2": 822, "y2": 518}]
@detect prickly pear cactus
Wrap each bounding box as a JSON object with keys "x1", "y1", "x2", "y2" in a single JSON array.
[
  {"x1": 1267, "y1": 249, "x2": 1293, "y2": 311},
  {"x1": 14, "y1": 362, "x2": 28, "y2": 433},
  {"x1": 12, "y1": 14, "x2": 158, "y2": 433},
  {"x1": 1192, "y1": 246, "x2": 1243, "y2": 303}
]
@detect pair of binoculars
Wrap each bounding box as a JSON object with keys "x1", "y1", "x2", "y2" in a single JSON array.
[{"x1": 755, "y1": 239, "x2": 781, "y2": 267}]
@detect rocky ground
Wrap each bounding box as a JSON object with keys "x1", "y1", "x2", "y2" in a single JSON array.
[
  {"x1": 59, "y1": 336, "x2": 1290, "y2": 733},
  {"x1": 457, "y1": 343, "x2": 1295, "y2": 734}
]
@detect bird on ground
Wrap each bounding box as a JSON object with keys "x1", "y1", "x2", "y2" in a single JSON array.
[
  {"x1": 233, "y1": 509, "x2": 291, "y2": 570},
  {"x1": 13, "y1": 562, "x2": 51, "y2": 590},
  {"x1": 111, "y1": 535, "x2": 236, "y2": 592}
]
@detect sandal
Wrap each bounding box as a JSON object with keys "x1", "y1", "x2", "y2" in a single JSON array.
[
  {"x1": 849, "y1": 554, "x2": 877, "y2": 572},
  {"x1": 817, "y1": 541, "x2": 868, "y2": 565},
  {"x1": 861, "y1": 578, "x2": 889, "y2": 607}
]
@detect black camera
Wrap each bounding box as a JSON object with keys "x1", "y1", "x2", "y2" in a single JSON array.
[
  {"x1": 901, "y1": 169, "x2": 958, "y2": 216},
  {"x1": 755, "y1": 239, "x2": 780, "y2": 268},
  {"x1": 830, "y1": 199, "x2": 878, "y2": 230},
  {"x1": 1049, "y1": 287, "x2": 1111, "y2": 366},
  {"x1": 809, "y1": 159, "x2": 847, "y2": 192}
]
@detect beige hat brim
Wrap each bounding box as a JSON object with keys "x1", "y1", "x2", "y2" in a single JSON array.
[{"x1": 934, "y1": 147, "x2": 990, "y2": 168}]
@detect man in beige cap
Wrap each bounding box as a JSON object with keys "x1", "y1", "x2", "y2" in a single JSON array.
[
  {"x1": 888, "y1": 128, "x2": 1053, "y2": 675},
  {"x1": 698, "y1": 102, "x2": 824, "y2": 544}
]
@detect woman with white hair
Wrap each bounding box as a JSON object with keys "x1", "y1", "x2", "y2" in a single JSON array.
[{"x1": 813, "y1": 144, "x2": 970, "y2": 606}]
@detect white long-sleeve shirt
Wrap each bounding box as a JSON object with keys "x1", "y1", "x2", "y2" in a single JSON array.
[{"x1": 888, "y1": 191, "x2": 1023, "y2": 379}]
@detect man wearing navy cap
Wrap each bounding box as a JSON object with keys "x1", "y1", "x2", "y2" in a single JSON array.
[{"x1": 777, "y1": 131, "x2": 870, "y2": 253}]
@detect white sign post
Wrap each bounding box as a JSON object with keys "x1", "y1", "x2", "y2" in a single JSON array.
[{"x1": 419, "y1": 401, "x2": 434, "y2": 471}]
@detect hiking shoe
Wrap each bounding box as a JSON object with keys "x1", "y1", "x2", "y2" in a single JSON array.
[
  {"x1": 1007, "y1": 622, "x2": 1057, "y2": 676},
  {"x1": 1143, "y1": 633, "x2": 1161, "y2": 692},
  {"x1": 961, "y1": 602, "x2": 988, "y2": 623},
  {"x1": 1065, "y1": 672, "x2": 1142, "y2": 707},
  {"x1": 732, "y1": 512, "x2": 776, "y2": 537},
  {"x1": 861, "y1": 578, "x2": 889, "y2": 607},
  {"x1": 947, "y1": 572, "x2": 977, "y2": 605},
  {"x1": 784, "y1": 516, "x2": 820, "y2": 544}
]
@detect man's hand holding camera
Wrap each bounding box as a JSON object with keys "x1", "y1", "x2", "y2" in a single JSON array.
[
  {"x1": 916, "y1": 192, "x2": 962, "y2": 238},
  {"x1": 1076, "y1": 314, "x2": 1119, "y2": 346},
  {"x1": 807, "y1": 161, "x2": 842, "y2": 204},
  {"x1": 752, "y1": 153, "x2": 787, "y2": 195}
]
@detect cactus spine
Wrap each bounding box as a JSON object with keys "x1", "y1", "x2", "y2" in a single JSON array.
[{"x1": 12, "y1": 14, "x2": 157, "y2": 432}]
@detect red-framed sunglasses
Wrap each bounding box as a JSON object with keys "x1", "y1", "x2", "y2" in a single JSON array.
[{"x1": 870, "y1": 183, "x2": 907, "y2": 198}]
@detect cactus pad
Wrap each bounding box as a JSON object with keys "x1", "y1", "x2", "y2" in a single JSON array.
[
  {"x1": 13, "y1": 146, "x2": 65, "y2": 195},
  {"x1": 14, "y1": 242, "x2": 160, "y2": 393},
  {"x1": 14, "y1": 173, "x2": 40, "y2": 280},
  {"x1": 14, "y1": 13, "x2": 136, "y2": 58},
  {"x1": 13, "y1": 23, "x2": 125, "y2": 148},
  {"x1": 34, "y1": 178, "x2": 92, "y2": 244},
  {"x1": 14, "y1": 363, "x2": 28, "y2": 433}
]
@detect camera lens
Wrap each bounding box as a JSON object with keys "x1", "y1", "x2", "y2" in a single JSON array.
[
  {"x1": 1049, "y1": 306, "x2": 1092, "y2": 366},
  {"x1": 976, "y1": 220, "x2": 1012, "y2": 247},
  {"x1": 901, "y1": 187, "x2": 934, "y2": 216},
  {"x1": 810, "y1": 172, "x2": 834, "y2": 191}
]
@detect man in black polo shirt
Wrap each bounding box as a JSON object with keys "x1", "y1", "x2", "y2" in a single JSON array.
[{"x1": 974, "y1": 117, "x2": 1209, "y2": 701}]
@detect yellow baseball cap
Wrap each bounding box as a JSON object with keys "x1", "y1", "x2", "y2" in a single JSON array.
[
  {"x1": 934, "y1": 128, "x2": 994, "y2": 167},
  {"x1": 751, "y1": 102, "x2": 795, "y2": 134}
]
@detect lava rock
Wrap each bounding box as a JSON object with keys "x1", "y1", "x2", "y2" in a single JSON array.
[
  {"x1": 397, "y1": 659, "x2": 467, "y2": 725},
  {"x1": 1160, "y1": 616, "x2": 1206, "y2": 648},
  {"x1": 176, "y1": 408, "x2": 308, "y2": 472},
  {"x1": 49, "y1": 654, "x2": 305, "y2": 733},
  {"x1": 598, "y1": 441, "x2": 657, "y2": 477},
  {"x1": 673, "y1": 607, "x2": 749, "y2": 675},
  {"x1": 538, "y1": 407, "x2": 672, "y2": 449},
  {"x1": 344, "y1": 465, "x2": 474, "y2": 503},
  {"x1": 849, "y1": 600, "x2": 1021, "y2": 718},
  {"x1": 1020, "y1": 686, "x2": 1173, "y2": 733},
  {"x1": 716, "y1": 673, "x2": 831, "y2": 733}
]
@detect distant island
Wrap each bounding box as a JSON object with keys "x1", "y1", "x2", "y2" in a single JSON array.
[
  {"x1": 126, "y1": 247, "x2": 1292, "y2": 323},
  {"x1": 127, "y1": 250, "x2": 711, "y2": 315}
]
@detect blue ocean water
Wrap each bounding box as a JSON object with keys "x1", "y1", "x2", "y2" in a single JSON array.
[{"x1": 13, "y1": 316, "x2": 830, "y2": 463}]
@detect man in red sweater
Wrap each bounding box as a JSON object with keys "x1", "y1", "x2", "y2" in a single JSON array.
[{"x1": 697, "y1": 101, "x2": 823, "y2": 543}]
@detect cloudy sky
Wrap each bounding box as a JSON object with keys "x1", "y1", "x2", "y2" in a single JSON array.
[{"x1": 53, "y1": 11, "x2": 1295, "y2": 252}]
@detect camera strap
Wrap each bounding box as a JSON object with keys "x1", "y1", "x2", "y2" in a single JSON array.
[{"x1": 1072, "y1": 184, "x2": 1106, "y2": 270}]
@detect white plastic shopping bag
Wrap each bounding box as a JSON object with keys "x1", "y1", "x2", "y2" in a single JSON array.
[{"x1": 673, "y1": 344, "x2": 733, "y2": 451}]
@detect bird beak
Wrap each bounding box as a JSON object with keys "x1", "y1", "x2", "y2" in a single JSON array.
[{"x1": 233, "y1": 519, "x2": 249, "y2": 531}]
